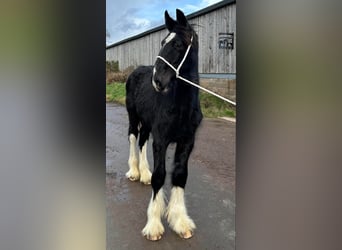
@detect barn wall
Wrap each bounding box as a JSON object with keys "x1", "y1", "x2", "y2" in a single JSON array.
[
  {"x1": 191, "y1": 3, "x2": 236, "y2": 73},
  {"x1": 106, "y1": 3, "x2": 236, "y2": 74}
]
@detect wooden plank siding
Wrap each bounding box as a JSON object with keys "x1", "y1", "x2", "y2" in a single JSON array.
[{"x1": 106, "y1": 2, "x2": 236, "y2": 74}]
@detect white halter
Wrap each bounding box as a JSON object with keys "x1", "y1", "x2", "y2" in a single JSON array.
[
  {"x1": 155, "y1": 35, "x2": 236, "y2": 106},
  {"x1": 156, "y1": 36, "x2": 194, "y2": 79}
]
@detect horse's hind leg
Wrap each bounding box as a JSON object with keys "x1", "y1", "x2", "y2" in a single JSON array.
[
  {"x1": 166, "y1": 137, "x2": 196, "y2": 239},
  {"x1": 125, "y1": 109, "x2": 140, "y2": 181},
  {"x1": 138, "y1": 126, "x2": 152, "y2": 185}
]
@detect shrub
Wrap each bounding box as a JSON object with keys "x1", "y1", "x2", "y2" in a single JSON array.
[
  {"x1": 106, "y1": 71, "x2": 127, "y2": 83},
  {"x1": 106, "y1": 65, "x2": 135, "y2": 84},
  {"x1": 106, "y1": 61, "x2": 119, "y2": 73}
]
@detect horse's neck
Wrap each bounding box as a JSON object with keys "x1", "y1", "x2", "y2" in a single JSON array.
[
  {"x1": 179, "y1": 51, "x2": 199, "y2": 83},
  {"x1": 169, "y1": 49, "x2": 199, "y2": 104},
  {"x1": 174, "y1": 75, "x2": 199, "y2": 105}
]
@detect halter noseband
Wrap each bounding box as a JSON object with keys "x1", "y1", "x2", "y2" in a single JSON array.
[{"x1": 155, "y1": 36, "x2": 193, "y2": 79}]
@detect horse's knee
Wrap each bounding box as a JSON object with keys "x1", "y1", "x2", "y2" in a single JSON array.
[
  {"x1": 128, "y1": 127, "x2": 138, "y2": 138},
  {"x1": 138, "y1": 128, "x2": 150, "y2": 150},
  {"x1": 172, "y1": 164, "x2": 188, "y2": 188},
  {"x1": 151, "y1": 168, "x2": 166, "y2": 198},
  {"x1": 127, "y1": 110, "x2": 139, "y2": 137}
]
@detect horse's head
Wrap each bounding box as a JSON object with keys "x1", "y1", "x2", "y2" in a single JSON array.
[{"x1": 152, "y1": 9, "x2": 197, "y2": 93}]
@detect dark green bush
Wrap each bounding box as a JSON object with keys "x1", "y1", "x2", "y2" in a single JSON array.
[{"x1": 106, "y1": 61, "x2": 119, "y2": 73}]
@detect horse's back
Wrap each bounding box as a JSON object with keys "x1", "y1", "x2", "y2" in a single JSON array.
[
  {"x1": 126, "y1": 65, "x2": 153, "y2": 91},
  {"x1": 126, "y1": 66, "x2": 156, "y2": 125},
  {"x1": 126, "y1": 65, "x2": 153, "y2": 103}
]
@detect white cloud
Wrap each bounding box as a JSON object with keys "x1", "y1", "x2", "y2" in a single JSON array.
[{"x1": 132, "y1": 17, "x2": 150, "y2": 28}]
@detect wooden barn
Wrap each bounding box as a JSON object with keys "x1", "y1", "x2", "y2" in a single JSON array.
[{"x1": 106, "y1": 0, "x2": 236, "y2": 101}]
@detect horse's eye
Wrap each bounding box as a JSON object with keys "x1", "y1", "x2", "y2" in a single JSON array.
[{"x1": 174, "y1": 40, "x2": 182, "y2": 49}]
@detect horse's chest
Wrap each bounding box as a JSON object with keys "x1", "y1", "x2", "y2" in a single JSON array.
[
  {"x1": 153, "y1": 103, "x2": 194, "y2": 139},
  {"x1": 158, "y1": 102, "x2": 188, "y2": 121}
]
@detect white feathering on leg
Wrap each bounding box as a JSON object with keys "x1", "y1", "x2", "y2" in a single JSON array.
[
  {"x1": 142, "y1": 189, "x2": 166, "y2": 240},
  {"x1": 139, "y1": 141, "x2": 152, "y2": 184},
  {"x1": 166, "y1": 187, "x2": 196, "y2": 238},
  {"x1": 126, "y1": 134, "x2": 140, "y2": 181}
]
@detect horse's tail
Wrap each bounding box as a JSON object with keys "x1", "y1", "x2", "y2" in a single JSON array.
[{"x1": 125, "y1": 70, "x2": 135, "y2": 108}]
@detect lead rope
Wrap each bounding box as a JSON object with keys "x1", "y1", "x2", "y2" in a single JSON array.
[{"x1": 156, "y1": 36, "x2": 236, "y2": 106}]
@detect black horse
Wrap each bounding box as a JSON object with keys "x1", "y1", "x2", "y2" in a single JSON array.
[{"x1": 125, "y1": 9, "x2": 202, "y2": 241}]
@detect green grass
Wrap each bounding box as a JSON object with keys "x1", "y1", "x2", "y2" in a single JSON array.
[
  {"x1": 106, "y1": 82, "x2": 235, "y2": 118},
  {"x1": 106, "y1": 82, "x2": 126, "y2": 105},
  {"x1": 199, "y1": 91, "x2": 236, "y2": 118}
]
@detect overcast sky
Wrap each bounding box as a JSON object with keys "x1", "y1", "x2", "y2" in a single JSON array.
[{"x1": 106, "y1": 0, "x2": 222, "y2": 46}]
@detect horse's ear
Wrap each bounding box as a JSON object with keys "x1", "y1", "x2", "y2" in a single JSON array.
[
  {"x1": 176, "y1": 9, "x2": 188, "y2": 27},
  {"x1": 165, "y1": 10, "x2": 177, "y2": 31}
]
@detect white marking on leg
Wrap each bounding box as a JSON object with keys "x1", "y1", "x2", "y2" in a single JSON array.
[
  {"x1": 142, "y1": 188, "x2": 166, "y2": 240},
  {"x1": 164, "y1": 32, "x2": 176, "y2": 45},
  {"x1": 166, "y1": 187, "x2": 196, "y2": 239},
  {"x1": 126, "y1": 134, "x2": 140, "y2": 181},
  {"x1": 139, "y1": 141, "x2": 152, "y2": 184}
]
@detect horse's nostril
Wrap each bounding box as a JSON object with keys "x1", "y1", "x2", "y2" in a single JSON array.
[
  {"x1": 152, "y1": 77, "x2": 163, "y2": 92},
  {"x1": 157, "y1": 83, "x2": 165, "y2": 91},
  {"x1": 155, "y1": 79, "x2": 163, "y2": 88}
]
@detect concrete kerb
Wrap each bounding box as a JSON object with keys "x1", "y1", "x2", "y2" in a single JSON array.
[{"x1": 219, "y1": 117, "x2": 236, "y2": 123}]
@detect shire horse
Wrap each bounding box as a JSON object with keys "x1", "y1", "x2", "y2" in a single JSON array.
[{"x1": 125, "y1": 9, "x2": 202, "y2": 241}]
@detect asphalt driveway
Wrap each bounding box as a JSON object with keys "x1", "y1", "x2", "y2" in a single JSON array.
[{"x1": 106, "y1": 103, "x2": 235, "y2": 250}]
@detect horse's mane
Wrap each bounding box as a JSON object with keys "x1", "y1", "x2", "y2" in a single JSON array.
[{"x1": 173, "y1": 25, "x2": 198, "y2": 48}]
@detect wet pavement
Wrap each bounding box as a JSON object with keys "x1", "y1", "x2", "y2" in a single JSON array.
[{"x1": 106, "y1": 103, "x2": 235, "y2": 250}]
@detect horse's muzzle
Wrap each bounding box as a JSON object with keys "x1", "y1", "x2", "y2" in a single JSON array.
[
  {"x1": 152, "y1": 80, "x2": 169, "y2": 93},
  {"x1": 152, "y1": 74, "x2": 170, "y2": 93}
]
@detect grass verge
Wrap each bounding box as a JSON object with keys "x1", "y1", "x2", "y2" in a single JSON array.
[
  {"x1": 199, "y1": 91, "x2": 236, "y2": 118},
  {"x1": 106, "y1": 82, "x2": 235, "y2": 118},
  {"x1": 106, "y1": 82, "x2": 126, "y2": 105}
]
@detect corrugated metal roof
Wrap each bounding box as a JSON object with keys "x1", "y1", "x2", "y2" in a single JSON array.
[{"x1": 106, "y1": 0, "x2": 236, "y2": 49}]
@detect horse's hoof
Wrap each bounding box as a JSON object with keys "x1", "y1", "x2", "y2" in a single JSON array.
[
  {"x1": 145, "y1": 234, "x2": 162, "y2": 241},
  {"x1": 139, "y1": 173, "x2": 151, "y2": 184},
  {"x1": 139, "y1": 169, "x2": 152, "y2": 185},
  {"x1": 142, "y1": 218, "x2": 165, "y2": 242},
  {"x1": 128, "y1": 176, "x2": 139, "y2": 181},
  {"x1": 179, "y1": 230, "x2": 193, "y2": 239},
  {"x1": 125, "y1": 171, "x2": 140, "y2": 182},
  {"x1": 140, "y1": 179, "x2": 151, "y2": 185}
]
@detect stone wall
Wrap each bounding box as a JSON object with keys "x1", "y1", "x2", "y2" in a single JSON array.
[{"x1": 199, "y1": 78, "x2": 236, "y2": 102}]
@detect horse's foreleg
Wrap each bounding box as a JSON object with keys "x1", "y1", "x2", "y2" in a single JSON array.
[
  {"x1": 142, "y1": 141, "x2": 167, "y2": 241},
  {"x1": 166, "y1": 137, "x2": 196, "y2": 239}
]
